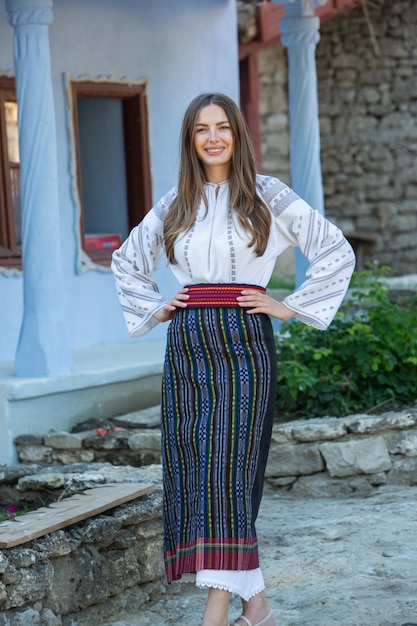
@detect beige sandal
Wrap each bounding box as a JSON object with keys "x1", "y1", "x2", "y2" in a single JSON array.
[{"x1": 233, "y1": 609, "x2": 275, "y2": 626}]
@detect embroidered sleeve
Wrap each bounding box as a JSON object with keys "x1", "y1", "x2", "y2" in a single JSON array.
[
  {"x1": 257, "y1": 175, "x2": 356, "y2": 330},
  {"x1": 111, "y1": 188, "x2": 177, "y2": 337}
]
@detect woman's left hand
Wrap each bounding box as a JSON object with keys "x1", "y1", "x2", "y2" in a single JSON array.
[{"x1": 237, "y1": 289, "x2": 295, "y2": 321}]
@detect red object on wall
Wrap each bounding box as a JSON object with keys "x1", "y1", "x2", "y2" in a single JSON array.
[{"x1": 84, "y1": 234, "x2": 122, "y2": 251}]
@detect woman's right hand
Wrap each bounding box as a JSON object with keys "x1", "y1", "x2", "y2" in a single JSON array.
[{"x1": 152, "y1": 288, "x2": 189, "y2": 323}]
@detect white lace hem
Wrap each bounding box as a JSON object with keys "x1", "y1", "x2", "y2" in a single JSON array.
[{"x1": 172, "y1": 568, "x2": 265, "y2": 602}]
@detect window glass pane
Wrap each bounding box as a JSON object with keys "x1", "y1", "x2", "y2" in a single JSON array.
[
  {"x1": 78, "y1": 97, "x2": 128, "y2": 247},
  {"x1": 5, "y1": 101, "x2": 19, "y2": 163},
  {"x1": 4, "y1": 101, "x2": 21, "y2": 245},
  {"x1": 10, "y1": 164, "x2": 21, "y2": 245}
]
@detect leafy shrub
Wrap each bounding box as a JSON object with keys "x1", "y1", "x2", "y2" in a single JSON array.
[{"x1": 275, "y1": 265, "x2": 417, "y2": 418}]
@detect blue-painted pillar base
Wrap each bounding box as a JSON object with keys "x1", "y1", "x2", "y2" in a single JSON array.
[
  {"x1": 280, "y1": 7, "x2": 324, "y2": 287},
  {"x1": 7, "y1": 0, "x2": 72, "y2": 376}
]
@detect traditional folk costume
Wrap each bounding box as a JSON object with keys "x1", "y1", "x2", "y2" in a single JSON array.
[{"x1": 112, "y1": 175, "x2": 355, "y2": 599}]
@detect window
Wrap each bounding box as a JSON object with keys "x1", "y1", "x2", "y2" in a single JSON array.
[
  {"x1": 71, "y1": 80, "x2": 152, "y2": 266},
  {"x1": 0, "y1": 76, "x2": 21, "y2": 268}
]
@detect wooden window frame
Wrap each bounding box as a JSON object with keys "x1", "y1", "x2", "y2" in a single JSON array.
[
  {"x1": 0, "y1": 76, "x2": 21, "y2": 269},
  {"x1": 71, "y1": 80, "x2": 152, "y2": 266}
]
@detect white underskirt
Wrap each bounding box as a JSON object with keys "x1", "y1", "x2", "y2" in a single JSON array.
[{"x1": 174, "y1": 568, "x2": 265, "y2": 602}]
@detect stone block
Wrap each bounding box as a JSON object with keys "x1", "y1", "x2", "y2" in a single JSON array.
[
  {"x1": 44, "y1": 432, "x2": 83, "y2": 450},
  {"x1": 358, "y1": 68, "x2": 393, "y2": 86},
  {"x1": 39, "y1": 608, "x2": 61, "y2": 626},
  {"x1": 110, "y1": 528, "x2": 137, "y2": 550},
  {"x1": 379, "y1": 38, "x2": 408, "y2": 58},
  {"x1": 271, "y1": 424, "x2": 292, "y2": 444},
  {"x1": 0, "y1": 553, "x2": 9, "y2": 575},
  {"x1": 13, "y1": 434, "x2": 44, "y2": 445},
  {"x1": 290, "y1": 417, "x2": 348, "y2": 442},
  {"x1": 95, "y1": 463, "x2": 162, "y2": 487},
  {"x1": 345, "y1": 476, "x2": 374, "y2": 497},
  {"x1": 82, "y1": 432, "x2": 129, "y2": 450},
  {"x1": 113, "y1": 492, "x2": 163, "y2": 526},
  {"x1": 32, "y1": 530, "x2": 81, "y2": 559},
  {"x1": 0, "y1": 582, "x2": 6, "y2": 605},
  {"x1": 389, "y1": 430, "x2": 417, "y2": 457},
  {"x1": 347, "y1": 411, "x2": 417, "y2": 434},
  {"x1": 136, "y1": 538, "x2": 165, "y2": 583},
  {"x1": 319, "y1": 437, "x2": 391, "y2": 477},
  {"x1": 266, "y1": 443, "x2": 324, "y2": 477},
  {"x1": 134, "y1": 519, "x2": 163, "y2": 541},
  {"x1": 405, "y1": 184, "x2": 417, "y2": 200},
  {"x1": 0, "y1": 465, "x2": 42, "y2": 485},
  {"x1": 112, "y1": 406, "x2": 161, "y2": 429},
  {"x1": 46, "y1": 549, "x2": 109, "y2": 613},
  {"x1": 0, "y1": 563, "x2": 52, "y2": 611},
  {"x1": 60, "y1": 472, "x2": 107, "y2": 494},
  {"x1": 7, "y1": 548, "x2": 38, "y2": 569},
  {"x1": 100, "y1": 547, "x2": 140, "y2": 595},
  {"x1": 344, "y1": 414, "x2": 382, "y2": 433},
  {"x1": 1, "y1": 608, "x2": 41, "y2": 624},
  {"x1": 81, "y1": 517, "x2": 123, "y2": 545},
  {"x1": 289, "y1": 472, "x2": 372, "y2": 498},
  {"x1": 17, "y1": 472, "x2": 66, "y2": 491},
  {"x1": 368, "y1": 472, "x2": 387, "y2": 486},
  {"x1": 128, "y1": 431, "x2": 161, "y2": 452},
  {"x1": 52, "y1": 450, "x2": 95, "y2": 465},
  {"x1": 16, "y1": 445, "x2": 53, "y2": 464},
  {"x1": 65, "y1": 583, "x2": 158, "y2": 626},
  {"x1": 288, "y1": 473, "x2": 340, "y2": 498},
  {"x1": 266, "y1": 475, "x2": 296, "y2": 488},
  {"x1": 386, "y1": 456, "x2": 417, "y2": 486},
  {"x1": 267, "y1": 113, "x2": 287, "y2": 132},
  {"x1": 335, "y1": 68, "x2": 357, "y2": 84},
  {"x1": 332, "y1": 53, "x2": 361, "y2": 69},
  {"x1": 358, "y1": 86, "x2": 380, "y2": 104},
  {"x1": 1, "y1": 563, "x2": 19, "y2": 585}
]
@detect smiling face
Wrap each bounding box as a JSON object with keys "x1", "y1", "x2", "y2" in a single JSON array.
[{"x1": 193, "y1": 103, "x2": 234, "y2": 183}]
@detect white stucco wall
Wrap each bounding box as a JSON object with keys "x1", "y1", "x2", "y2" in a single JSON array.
[{"x1": 0, "y1": 0, "x2": 239, "y2": 362}]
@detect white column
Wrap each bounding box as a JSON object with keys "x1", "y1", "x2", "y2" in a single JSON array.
[
  {"x1": 276, "y1": 0, "x2": 326, "y2": 284},
  {"x1": 7, "y1": 0, "x2": 71, "y2": 376}
]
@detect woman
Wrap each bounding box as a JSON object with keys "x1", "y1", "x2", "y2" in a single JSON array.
[{"x1": 112, "y1": 93, "x2": 355, "y2": 626}]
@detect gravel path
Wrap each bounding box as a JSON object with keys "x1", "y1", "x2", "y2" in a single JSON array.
[{"x1": 100, "y1": 486, "x2": 417, "y2": 626}]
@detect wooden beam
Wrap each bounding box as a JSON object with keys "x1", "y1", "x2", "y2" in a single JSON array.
[
  {"x1": 239, "y1": 0, "x2": 363, "y2": 56},
  {"x1": 0, "y1": 482, "x2": 154, "y2": 549},
  {"x1": 240, "y1": 53, "x2": 262, "y2": 171}
]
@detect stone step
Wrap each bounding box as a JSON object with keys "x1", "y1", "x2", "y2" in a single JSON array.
[{"x1": 111, "y1": 405, "x2": 161, "y2": 429}]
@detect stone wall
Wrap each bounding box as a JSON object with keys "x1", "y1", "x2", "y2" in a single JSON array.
[
  {"x1": 11, "y1": 406, "x2": 417, "y2": 497},
  {"x1": 258, "y1": 44, "x2": 294, "y2": 284},
  {"x1": 12, "y1": 406, "x2": 162, "y2": 470},
  {"x1": 267, "y1": 408, "x2": 417, "y2": 497},
  {"x1": 318, "y1": 0, "x2": 417, "y2": 274},
  {"x1": 258, "y1": 43, "x2": 289, "y2": 184},
  {"x1": 0, "y1": 464, "x2": 165, "y2": 626},
  {"x1": 256, "y1": 0, "x2": 417, "y2": 276}
]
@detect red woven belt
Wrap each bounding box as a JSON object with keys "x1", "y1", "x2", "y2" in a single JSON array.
[{"x1": 186, "y1": 284, "x2": 266, "y2": 307}]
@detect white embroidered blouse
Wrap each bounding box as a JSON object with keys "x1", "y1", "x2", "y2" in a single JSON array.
[{"x1": 111, "y1": 174, "x2": 355, "y2": 337}]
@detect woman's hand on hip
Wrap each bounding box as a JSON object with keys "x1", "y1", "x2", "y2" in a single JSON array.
[
  {"x1": 152, "y1": 288, "x2": 190, "y2": 323},
  {"x1": 237, "y1": 289, "x2": 295, "y2": 321}
]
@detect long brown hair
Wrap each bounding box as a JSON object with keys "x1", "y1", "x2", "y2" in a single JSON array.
[{"x1": 164, "y1": 93, "x2": 271, "y2": 264}]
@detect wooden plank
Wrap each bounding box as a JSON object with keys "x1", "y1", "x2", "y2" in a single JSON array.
[{"x1": 0, "y1": 482, "x2": 154, "y2": 549}]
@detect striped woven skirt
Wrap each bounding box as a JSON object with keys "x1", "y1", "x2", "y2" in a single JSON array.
[{"x1": 161, "y1": 286, "x2": 277, "y2": 584}]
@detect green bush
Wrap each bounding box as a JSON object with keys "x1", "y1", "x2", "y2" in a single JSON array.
[{"x1": 275, "y1": 266, "x2": 417, "y2": 419}]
